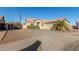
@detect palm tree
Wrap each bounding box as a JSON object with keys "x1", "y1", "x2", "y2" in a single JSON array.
[{"x1": 52, "y1": 20, "x2": 71, "y2": 31}]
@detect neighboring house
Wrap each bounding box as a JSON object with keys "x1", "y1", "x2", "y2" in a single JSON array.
[
  {"x1": 0, "y1": 16, "x2": 15, "y2": 30},
  {"x1": 73, "y1": 25, "x2": 77, "y2": 29},
  {"x1": 76, "y1": 21, "x2": 79, "y2": 29},
  {"x1": 5, "y1": 22, "x2": 22, "y2": 30},
  {"x1": 23, "y1": 18, "x2": 72, "y2": 29},
  {"x1": 5, "y1": 23, "x2": 15, "y2": 30},
  {"x1": 0, "y1": 16, "x2": 22, "y2": 30},
  {"x1": 0, "y1": 16, "x2": 6, "y2": 30},
  {"x1": 0, "y1": 16, "x2": 5, "y2": 23}
]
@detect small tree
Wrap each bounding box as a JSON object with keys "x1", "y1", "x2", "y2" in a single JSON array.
[
  {"x1": 14, "y1": 22, "x2": 22, "y2": 29},
  {"x1": 52, "y1": 20, "x2": 71, "y2": 31}
]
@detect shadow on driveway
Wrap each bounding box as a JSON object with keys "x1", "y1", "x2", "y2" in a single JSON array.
[{"x1": 20, "y1": 40, "x2": 41, "y2": 51}]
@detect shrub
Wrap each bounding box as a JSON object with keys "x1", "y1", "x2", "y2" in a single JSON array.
[
  {"x1": 14, "y1": 22, "x2": 22, "y2": 29},
  {"x1": 27, "y1": 25, "x2": 40, "y2": 29}
]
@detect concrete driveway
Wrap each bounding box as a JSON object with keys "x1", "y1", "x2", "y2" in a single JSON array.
[
  {"x1": 0, "y1": 29, "x2": 36, "y2": 51},
  {"x1": 29, "y1": 29, "x2": 79, "y2": 51},
  {"x1": 0, "y1": 29, "x2": 79, "y2": 51}
]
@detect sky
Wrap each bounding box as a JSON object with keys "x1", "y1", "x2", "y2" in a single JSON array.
[{"x1": 0, "y1": 7, "x2": 79, "y2": 25}]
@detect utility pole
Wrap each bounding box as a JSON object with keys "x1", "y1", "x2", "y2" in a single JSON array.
[
  {"x1": 20, "y1": 9, "x2": 21, "y2": 24},
  {"x1": 19, "y1": 8, "x2": 22, "y2": 29}
]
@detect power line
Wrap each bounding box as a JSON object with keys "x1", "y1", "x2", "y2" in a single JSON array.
[{"x1": 19, "y1": 9, "x2": 21, "y2": 24}]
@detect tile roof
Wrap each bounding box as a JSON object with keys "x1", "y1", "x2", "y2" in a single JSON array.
[
  {"x1": 27, "y1": 19, "x2": 34, "y2": 23},
  {"x1": 26, "y1": 18, "x2": 70, "y2": 24}
]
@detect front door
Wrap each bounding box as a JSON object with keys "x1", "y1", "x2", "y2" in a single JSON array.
[{"x1": 37, "y1": 22, "x2": 40, "y2": 26}]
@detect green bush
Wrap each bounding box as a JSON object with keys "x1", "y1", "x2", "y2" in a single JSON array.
[{"x1": 27, "y1": 25, "x2": 40, "y2": 29}]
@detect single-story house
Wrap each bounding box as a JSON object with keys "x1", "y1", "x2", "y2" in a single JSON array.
[{"x1": 23, "y1": 18, "x2": 72, "y2": 29}]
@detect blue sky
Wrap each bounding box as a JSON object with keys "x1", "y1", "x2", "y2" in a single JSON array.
[{"x1": 0, "y1": 7, "x2": 79, "y2": 25}]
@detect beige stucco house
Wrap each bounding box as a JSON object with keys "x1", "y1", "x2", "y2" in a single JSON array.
[{"x1": 23, "y1": 18, "x2": 72, "y2": 30}]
